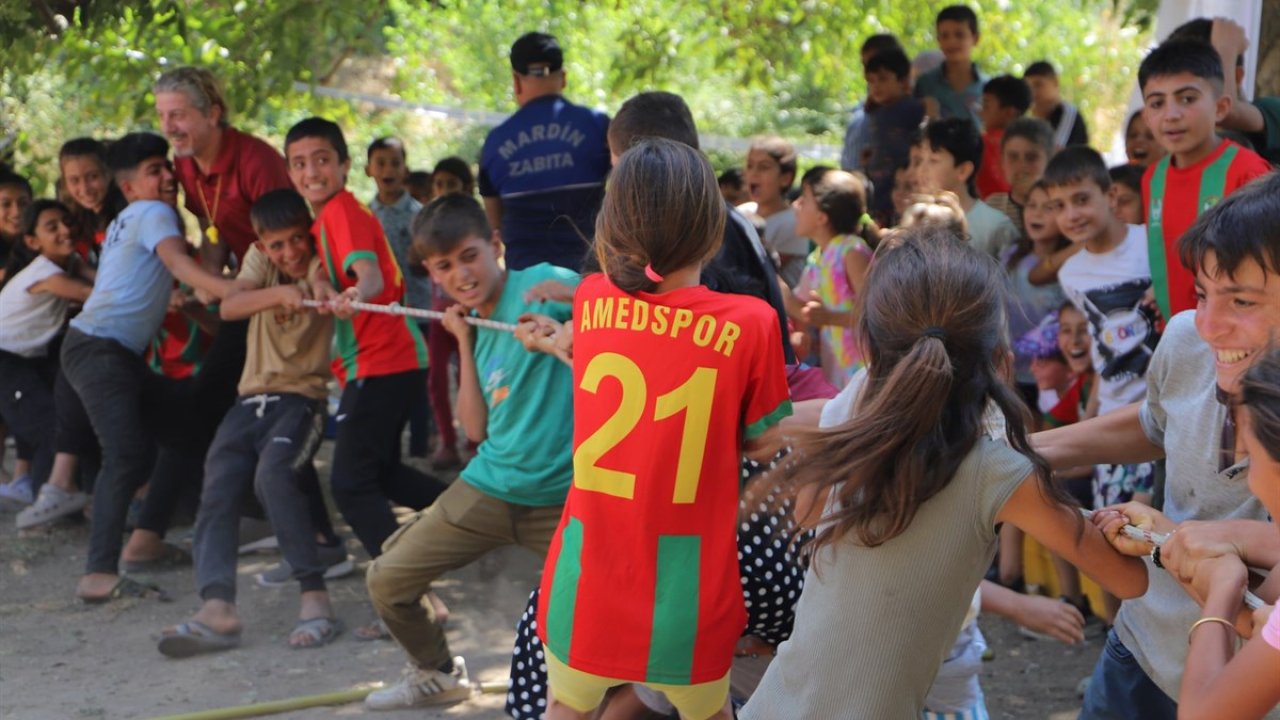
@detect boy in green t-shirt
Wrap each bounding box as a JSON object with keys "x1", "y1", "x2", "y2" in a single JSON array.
[{"x1": 364, "y1": 194, "x2": 578, "y2": 711}]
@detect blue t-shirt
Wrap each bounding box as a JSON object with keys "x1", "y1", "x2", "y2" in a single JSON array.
[
  {"x1": 478, "y1": 95, "x2": 611, "y2": 272},
  {"x1": 914, "y1": 64, "x2": 988, "y2": 129},
  {"x1": 461, "y1": 263, "x2": 579, "y2": 506},
  {"x1": 71, "y1": 200, "x2": 181, "y2": 354}
]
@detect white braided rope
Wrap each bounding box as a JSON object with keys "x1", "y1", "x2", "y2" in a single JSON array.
[{"x1": 300, "y1": 299, "x2": 518, "y2": 332}]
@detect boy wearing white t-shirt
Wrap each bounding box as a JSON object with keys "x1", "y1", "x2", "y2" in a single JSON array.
[{"x1": 1044, "y1": 146, "x2": 1158, "y2": 517}]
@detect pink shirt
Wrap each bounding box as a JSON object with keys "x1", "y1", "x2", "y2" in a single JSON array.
[{"x1": 1263, "y1": 604, "x2": 1280, "y2": 652}]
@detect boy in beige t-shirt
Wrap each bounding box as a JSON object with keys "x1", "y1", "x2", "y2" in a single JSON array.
[{"x1": 156, "y1": 188, "x2": 344, "y2": 658}]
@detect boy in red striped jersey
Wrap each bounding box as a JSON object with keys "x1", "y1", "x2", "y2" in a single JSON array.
[
  {"x1": 283, "y1": 118, "x2": 445, "y2": 570},
  {"x1": 1138, "y1": 39, "x2": 1270, "y2": 320}
]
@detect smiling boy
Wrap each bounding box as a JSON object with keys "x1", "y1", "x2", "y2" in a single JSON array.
[
  {"x1": 61, "y1": 133, "x2": 234, "y2": 603},
  {"x1": 158, "y1": 188, "x2": 344, "y2": 658},
  {"x1": 914, "y1": 5, "x2": 988, "y2": 127},
  {"x1": 363, "y1": 194, "x2": 577, "y2": 710},
  {"x1": 283, "y1": 118, "x2": 444, "y2": 570},
  {"x1": 1035, "y1": 167, "x2": 1280, "y2": 720},
  {"x1": 1137, "y1": 39, "x2": 1270, "y2": 320}
]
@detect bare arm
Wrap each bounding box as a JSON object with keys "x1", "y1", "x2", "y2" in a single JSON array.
[
  {"x1": 221, "y1": 281, "x2": 306, "y2": 321},
  {"x1": 1032, "y1": 401, "x2": 1163, "y2": 470},
  {"x1": 1178, "y1": 556, "x2": 1280, "y2": 720},
  {"x1": 443, "y1": 304, "x2": 488, "y2": 444},
  {"x1": 154, "y1": 237, "x2": 233, "y2": 300},
  {"x1": 1210, "y1": 18, "x2": 1267, "y2": 135},
  {"x1": 980, "y1": 579, "x2": 1085, "y2": 645},
  {"x1": 28, "y1": 273, "x2": 93, "y2": 303},
  {"x1": 997, "y1": 475, "x2": 1149, "y2": 599},
  {"x1": 1027, "y1": 243, "x2": 1081, "y2": 286},
  {"x1": 345, "y1": 257, "x2": 383, "y2": 304}
]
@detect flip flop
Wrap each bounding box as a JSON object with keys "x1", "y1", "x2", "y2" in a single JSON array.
[
  {"x1": 158, "y1": 620, "x2": 242, "y2": 658},
  {"x1": 121, "y1": 544, "x2": 193, "y2": 574},
  {"x1": 80, "y1": 576, "x2": 171, "y2": 605},
  {"x1": 289, "y1": 616, "x2": 344, "y2": 650}
]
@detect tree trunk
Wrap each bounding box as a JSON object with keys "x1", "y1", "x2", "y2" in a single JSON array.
[{"x1": 1258, "y1": 0, "x2": 1280, "y2": 96}]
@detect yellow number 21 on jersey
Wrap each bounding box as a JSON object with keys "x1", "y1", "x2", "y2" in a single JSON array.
[{"x1": 573, "y1": 352, "x2": 718, "y2": 504}]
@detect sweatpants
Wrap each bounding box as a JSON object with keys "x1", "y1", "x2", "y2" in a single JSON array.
[{"x1": 194, "y1": 393, "x2": 328, "y2": 602}]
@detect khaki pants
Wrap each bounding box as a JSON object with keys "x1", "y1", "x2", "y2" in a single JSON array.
[{"x1": 366, "y1": 480, "x2": 563, "y2": 669}]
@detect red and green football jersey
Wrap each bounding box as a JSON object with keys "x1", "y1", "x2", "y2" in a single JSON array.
[
  {"x1": 1143, "y1": 139, "x2": 1271, "y2": 319},
  {"x1": 537, "y1": 273, "x2": 792, "y2": 685},
  {"x1": 147, "y1": 305, "x2": 214, "y2": 380},
  {"x1": 314, "y1": 189, "x2": 427, "y2": 383}
]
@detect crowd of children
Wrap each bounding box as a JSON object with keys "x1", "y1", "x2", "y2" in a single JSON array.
[{"x1": 2, "y1": 7, "x2": 1280, "y2": 719}]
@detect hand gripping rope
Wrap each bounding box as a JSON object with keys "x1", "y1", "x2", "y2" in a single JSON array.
[
  {"x1": 300, "y1": 299, "x2": 519, "y2": 332},
  {"x1": 1080, "y1": 508, "x2": 1264, "y2": 610}
]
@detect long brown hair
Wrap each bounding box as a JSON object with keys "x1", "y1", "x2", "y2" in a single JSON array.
[
  {"x1": 790, "y1": 225, "x2": 1066, "y2": 552},
  {"x1": 593, "y1": 138, "x2": 725, "y2": 293}
]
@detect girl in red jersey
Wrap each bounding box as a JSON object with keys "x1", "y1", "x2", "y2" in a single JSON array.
[{"x1": 537, "y1": 138, "x2": 792, "y2": 720}]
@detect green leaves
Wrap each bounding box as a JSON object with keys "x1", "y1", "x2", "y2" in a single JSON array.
[{"x1": 2, "y1": 0, "x2": 1152, "y2": 197}]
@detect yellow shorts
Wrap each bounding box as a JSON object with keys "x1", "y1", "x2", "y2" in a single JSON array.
[{"x1": 545, "y1": 649, "x2": 730, "y2": 720}]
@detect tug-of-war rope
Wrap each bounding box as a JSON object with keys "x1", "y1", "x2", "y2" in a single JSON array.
[
  {"x1": 300, "y1": 299, "x2": 520, "y2": 332},
  {"x1": 1081, "y1": 509, "x2": 1264, "y2": 610}
]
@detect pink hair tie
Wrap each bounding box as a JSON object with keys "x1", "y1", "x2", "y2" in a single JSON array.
[{"x1": 644, "y1": 264, "x2": 664, "y2": 283}]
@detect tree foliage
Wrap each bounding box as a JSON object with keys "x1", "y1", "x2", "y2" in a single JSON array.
[{"x1": 1, "y1": 0, "x2": 1152, "y2": 196}]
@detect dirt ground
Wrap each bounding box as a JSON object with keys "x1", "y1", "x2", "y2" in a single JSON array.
[{"x1": 0, "y1": 442, "x2": 1096, "y2": 720}]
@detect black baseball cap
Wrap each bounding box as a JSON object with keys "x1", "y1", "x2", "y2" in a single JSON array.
[{"x1": 510, "y1": 32, "x2": 563, "y2": 76}]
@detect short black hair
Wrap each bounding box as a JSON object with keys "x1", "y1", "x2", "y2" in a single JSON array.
[
  {"x1": 983, "y1": 75, "x2": 1032, "y2": 114},
  {"x1": 718, "y1": 167, "x2": 744, "y2": 189},
  {"x1": 1002, "y1": 117, "x2": 1053, "y2": 155},
  {"x1": 1041, "y1": 145, "x2": 1111, "y2": 193},
  {"x1": 285, "y1": 117, "x2": 349, "y2": 164},
  {"x1": 1179, "y1": 171, "x2": 1280, "y2": 284},
  {"x1": 1023, "y1": 61, "x2": 1057, "y2": 79},
  {"x1": 608, "y1": 92, "x2": 699, "y2": 154},
  {"x1": 432, "y1": 156, "x2": 475, "y2": 193},
  {"x1": 107, "y1": 132, "x2": 169, "y2": 175},
  {"x1": 1241, "y1": 347, "x2": 1280, "y2": 463},
  {"x1": 925, "y1": 118, "x2": 982, "y2": 194},
  {"x1": 865, "y1": 48, "x2": 911, "y2": 80},
  {"x1": 250, "y1": 188, "x2": 313, "y2": 235},
  {"x1": 1108, "y1": 164, "x2": 1145, "y2": 195},
  {"x1": 0, "y1": 169, "x2": 32, "y2": 197},
  {"x1": 407, "y1": 170, "x2": 432, "y2": 187},
  {"x1": 367, "y1": 136, "x2": 406, "y2": 162},
  {"x1": 936, "y1": 5, "x2": 979, "y2": 35},
  {"x1": 1169, "y1": 17, "x2": 1244, "y2": 67},
  {"x1": 411, "y1": 193, "x2": 492, "y2": 261},
  {"x1": 1138, "y1": 39, "x2": 1224, "y2": 94},
  {"x1": 860, "y1": 33, "x2": 903, "y2": 59}
]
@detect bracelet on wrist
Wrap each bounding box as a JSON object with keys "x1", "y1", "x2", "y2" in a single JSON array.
[{"x1": 1187, "y1": 616, "x2": 1237, "y2": 643}]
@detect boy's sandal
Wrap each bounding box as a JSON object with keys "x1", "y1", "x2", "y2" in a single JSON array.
[
  {"x1": 121, "y1": 544, "x2": 193, "y2": 574},
  {"x1": 354, "y1": 617, "x2": 392, "y2": 642},
  {"x1": 289, "y1": 616, "x2": 344, "y2": 649},
  {"x1": 80, "y1": 577, "x2": 172, "y2": 605},
  {"x1": 157, "y1": 621, "x2": 242, "y2": 658}
]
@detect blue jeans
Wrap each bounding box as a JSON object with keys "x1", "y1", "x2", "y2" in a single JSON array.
[{"x1": 1079, "y1": 629, "x2": 1177, "y2": 720}]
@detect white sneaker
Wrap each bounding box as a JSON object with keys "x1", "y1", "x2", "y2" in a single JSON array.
[
  {"x1": 16, "y1": 483, "x2": 88, "y2": 528},
  {"x1": 365, "y1": 657, "x2": 470, "y2": 709}
]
